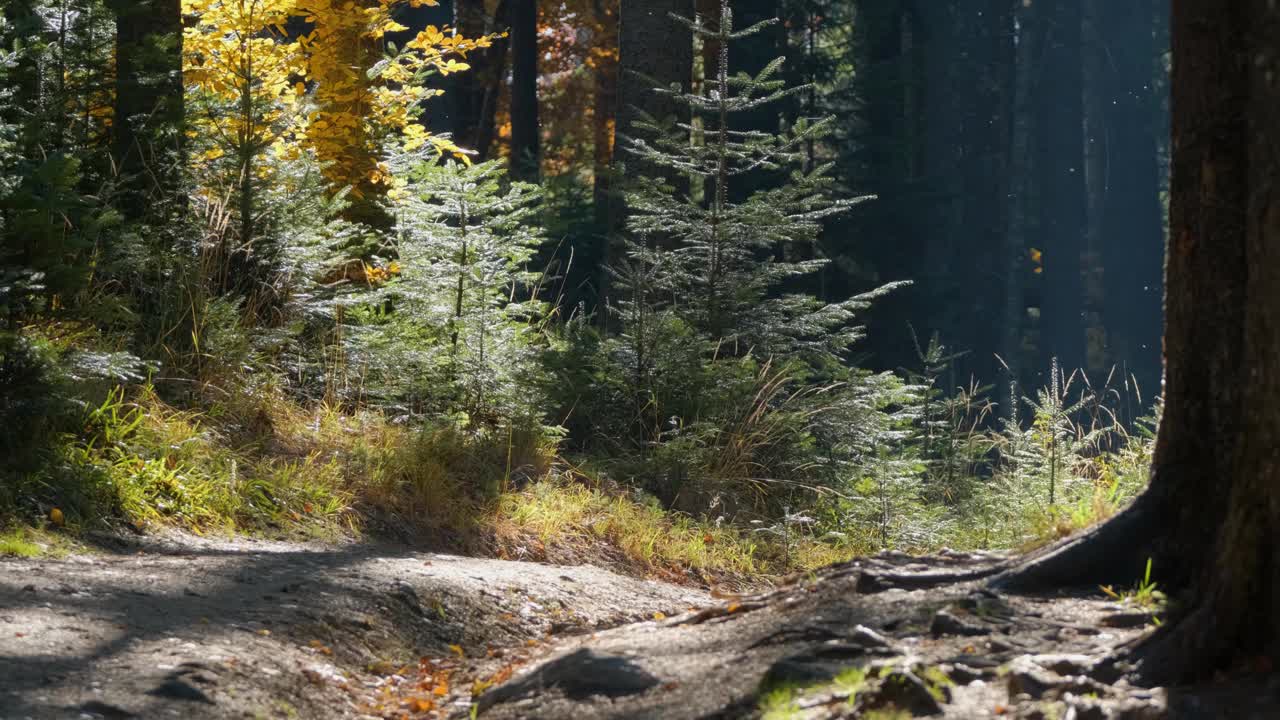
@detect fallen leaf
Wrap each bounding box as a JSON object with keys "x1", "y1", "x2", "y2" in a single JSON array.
[
  {"x1": 408, "y1": 697, "x2": 434, "y2": 712},
  {"x1": 448, "y1": 644, "x2": 464, "y2": 658},
  {"x1": 653, "y1": 612, "x2": 666, "y2": 621},
  {"x1": 727, "y1": 602, "x2": 741, "y2": 613}
]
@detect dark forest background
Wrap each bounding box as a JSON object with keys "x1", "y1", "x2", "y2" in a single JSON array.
[{"x1": 420, "y1": 0, "x2": 1169, "y2": 404}]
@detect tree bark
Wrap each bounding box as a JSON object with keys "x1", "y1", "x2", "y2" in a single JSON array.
[
  {"x1": 508, "y1": 0, "x2": 540, "y2": 181},
  {"x1": 111, "y1": 0, "x2": 184, "y2": 220},
  {"x1": 996, "y1": 0, "x2": 1280, "y2": 685}
]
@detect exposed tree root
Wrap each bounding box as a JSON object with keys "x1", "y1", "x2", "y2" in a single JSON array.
[
  {"x1": 855, "y1": 564, "x2": 1006, "y2": 593},
  {"x1": 989, "y1": 491, "x2": 1164, "y2": 592}
]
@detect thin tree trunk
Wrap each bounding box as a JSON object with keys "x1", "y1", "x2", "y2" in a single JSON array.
[
  {"x1": 1037, "y1": 0, "x2": 1088, "y2": 377},
  {"x1": 591, "y1": 0, "x2": 618, "y2": 231},
  {"x1": 599, "y1": 0, "x2": 693, "y2": 314},
  {"x1": 111, "y1": 0, "x2": 184, "y2": 220},
  {"x1": 1081, "y1": 0, "x2": 1108, "y2": 374},
  {"x1": 999, "y1": 0, "x2": 1037, "y2": 413},
  {"x1": 508, "y1": 0, "x2": 540, "y2": 182},
  {"x1": 453, "y1": 0, "x2": 510, "y2": 159},
  {"x1": 589, "y1": 0, "x2": 619, "y2": 309}
]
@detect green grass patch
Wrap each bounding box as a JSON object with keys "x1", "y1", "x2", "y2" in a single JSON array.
[
  {"x1": 756, "y1": 665, "x2": 868, "y2": 719},
  {"x1": 0, "y1": 526, "x2": 74, "y2": 558},
  {"x1": 0, "y1": 528, "x2": 42, "y2": 558}
]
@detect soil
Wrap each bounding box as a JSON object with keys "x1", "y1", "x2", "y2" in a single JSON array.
[
  {"x1": 0, "y1": 532, "x2": 704, "y2": 719},
  {"x1": 2, "y1": 536, "x2": 1276, "y2": 719}
]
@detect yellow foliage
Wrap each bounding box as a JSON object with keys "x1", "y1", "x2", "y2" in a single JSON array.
[
  {"x1": 290, "y1": 0, "x2": 497, "y2": 200},
  {"x1": 183, "y1": 0, "x2": 497, "y2": 208},
  {"x1": 182, "y1": 0, "x2": 305, "y2": 188}
]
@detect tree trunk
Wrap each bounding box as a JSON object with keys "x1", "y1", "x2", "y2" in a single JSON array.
[
  {"x1": 111, "y1": 0, "x2": 184, "y2": 220},
  {"x1": 998, "y1": 0, "x2": 1037, "y2": 411},
  {"x1": 453, "y1": 0, "x2": 510, "y2": 159},
  {"x1": 1081, "y1": 0, "x2": 1108, "y2": 374},
  {"x1": 591, "y1": 0, "x2": 619, "y2": 230},
  {"x1": 1036, "y1": 0, "x2": 1088, "y2": 378},
  {"x1": 599, "y1": 0, "x2": 693, "y2": 312},
  {"x1": 952, "y1": 0, "x2": 1013, "y2": 386},
  {"x1": 616, "y1": 0, "x2": 693, "y2": 176},
  {"x1": 997, "y1": 0, "x2": 1280, "y2": 685},
  {"x1": 507, "y1": 0, "x2": 540, "y2": 181},
  {"x1": 589, "y1": 0, "x2": 619, "y2": 308},
  {"x1": 310, "y1": 0, "x2": 395, "y2": 231}
]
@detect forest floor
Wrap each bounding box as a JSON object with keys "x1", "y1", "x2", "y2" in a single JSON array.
[{"x1": 1, "y1": 535, "x2": 1275, "y2": 720}]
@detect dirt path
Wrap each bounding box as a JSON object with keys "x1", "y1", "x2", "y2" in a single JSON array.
[
  {"x1": 0, "y1": 533, "x2": 707, "y2": 719},
  {"x1": 5, "y1": 538, "x2": 1275, "y2": 720},
  {"x1": 472, "y1": 552, "x2": 1278, "y2": 720}
]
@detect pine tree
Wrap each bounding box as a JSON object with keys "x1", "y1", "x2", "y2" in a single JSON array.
[
  {"x1": 618, "y1": 0, "x2": 901, "y2": 363},
  {"x1": 382, "y1": 159, "x2": 547, "y2": 423}
]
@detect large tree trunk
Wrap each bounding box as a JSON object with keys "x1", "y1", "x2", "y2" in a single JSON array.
[
  {"x1": 507, "y1": 0, "x2": 540, "y2": 181},
  {"x1": 997, "y1": 0, "x2": 1280, "y2": 685},
  {"x1": 1036, "y1": 0, "x2": 1087, "y2": 379},
  {"x1": 111, "y1": 0, "x2": 184, "y2": 219}
]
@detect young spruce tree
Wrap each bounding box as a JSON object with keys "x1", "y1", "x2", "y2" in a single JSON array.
[
  {"x1": 592, "y1": 0, "x2": 913, "y2": 520},
  {"x1": 387, "y1": 159, "x2": 547, "y2": 424},
  {"x1": 618, "y1": 0, "x2": 903, "y2": 361}
]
